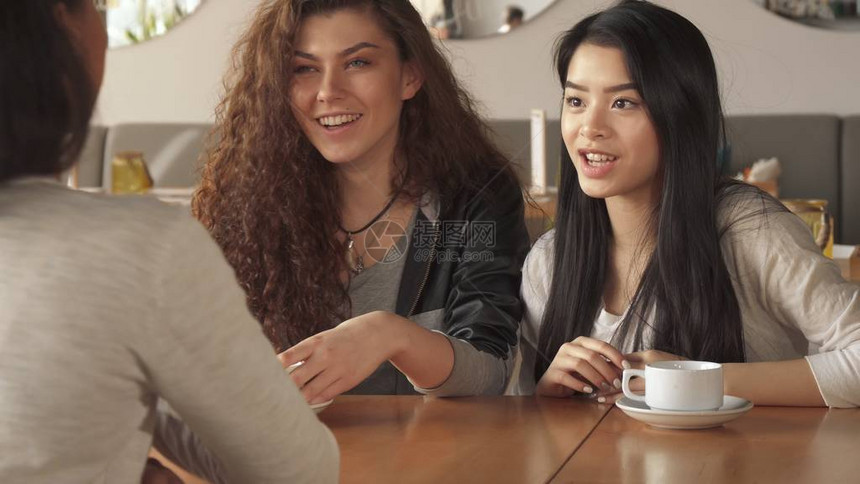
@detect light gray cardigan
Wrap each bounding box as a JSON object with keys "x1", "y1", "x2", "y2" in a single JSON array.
[
  {"x1": 0, "y1": 178, "x2": 337, "y2": 483},
  {"x1": 516, "y1": 195, "x2": 860, "y2": 407}
]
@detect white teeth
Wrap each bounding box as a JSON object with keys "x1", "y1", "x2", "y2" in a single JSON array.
[
  {"x1": 584, "y1": 152, "x2": 617, "y2": 163},
  {"x1": 318, "y1": 114, "x2": 361, "y2": 127}
]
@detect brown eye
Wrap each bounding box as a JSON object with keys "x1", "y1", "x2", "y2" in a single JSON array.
[{"x1": 566, "y1": 96, "x2": 583, "y2": 108}]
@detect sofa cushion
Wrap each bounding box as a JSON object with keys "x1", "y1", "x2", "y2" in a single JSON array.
[
  {"x1": 841, "y1": 116, "x2": 860, "y2": 244},
  {"x1": 725, "y1": 115, "x2": 842, "y2": 241},
  {"x1": 76, "y1": 126, "x2": 107, "y2": 187}
]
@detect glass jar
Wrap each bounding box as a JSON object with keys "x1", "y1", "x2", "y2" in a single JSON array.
[
  {"x1": 782, "y1": 199, "x2": 834, "y2": 258},
  {"x1": 111, "y1": 151, "x2": 153, "y2": 194}
]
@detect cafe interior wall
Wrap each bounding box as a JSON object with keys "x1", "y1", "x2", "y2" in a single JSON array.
[{"x1": 93, "y1": 0, "x2": 860, "y2": 126}]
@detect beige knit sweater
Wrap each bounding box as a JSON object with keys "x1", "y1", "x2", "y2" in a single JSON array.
[{"x1": 0, "y1": 178, "x2": 338, "y2": 483}]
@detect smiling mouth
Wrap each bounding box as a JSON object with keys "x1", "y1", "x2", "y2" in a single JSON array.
[
  {"x1": 317, "y1": 114, "x2": 362, "y2": 129},
  {"x1": 580, "y1": 150, "x2": 618, "y2": 166}
]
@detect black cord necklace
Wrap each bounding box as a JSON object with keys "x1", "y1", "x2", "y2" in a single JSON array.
[{"x1": 338, "y1": 191, "x2": 400, "y2": 275}]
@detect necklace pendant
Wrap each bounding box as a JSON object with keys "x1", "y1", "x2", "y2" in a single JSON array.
[{"x1": 346, "y1": 237, "x2": 364, "y2": 275}]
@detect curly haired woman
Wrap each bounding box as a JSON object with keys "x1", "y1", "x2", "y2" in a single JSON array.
[{"x1": 193, "y1": 0, "x2": 530, "y2": 403}]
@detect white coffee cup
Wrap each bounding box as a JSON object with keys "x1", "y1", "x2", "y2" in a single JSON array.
[{"x1": 621, "y1": 360, "x2": 723, "y2": 411}]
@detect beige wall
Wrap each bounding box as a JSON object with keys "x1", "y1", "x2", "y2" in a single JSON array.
[{"x1": 93, "y1": 0, "x2": 860, "y2": 125}]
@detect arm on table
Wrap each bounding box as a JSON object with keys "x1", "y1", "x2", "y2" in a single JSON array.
[
  {"x1": 140, "y1": 217, "x2": 339, "y2": 483},
  {"x1": 724, "y1": 359, "x2": 825, "y2": 406},
  {"x1": 723, "y1": 203, "x2": 860, "y2": 407}
]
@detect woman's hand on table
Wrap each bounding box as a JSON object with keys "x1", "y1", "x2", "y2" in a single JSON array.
[
  {"x1": 541, "y1": 349, "x2": 686, "y2": 404},
  {"x1": 536, "y1": 337, "x2": 627, "y2": 399},
  {"x1": 277, "y1": 311, "x2": 399, "y2": 405}
]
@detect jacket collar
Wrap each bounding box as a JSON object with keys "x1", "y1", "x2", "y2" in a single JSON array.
[{"x1": 394, "y1": 191, "x2": 441, "y2": 316}]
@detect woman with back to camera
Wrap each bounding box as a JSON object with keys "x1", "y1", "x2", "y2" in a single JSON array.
[
  {"x1": 516, "y1": 0, "x2": 860, "y2": 407},
  {"x1": 0, "y1": 1, "x2": 337, "y2": 482},
  {"x1": 193, "y1": 0, "x2": 530, "y2": 403}
]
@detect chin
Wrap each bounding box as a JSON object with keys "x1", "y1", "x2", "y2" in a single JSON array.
[
  {"x1": 321, "y1": 155, "x2": 355, "y2": 165},
  {"x1": 314, "y1": 147, "x2": 358, "y2": 165},
  {"x1": 576, "y1": 178, "x2": 612, "y2": 200},
  {"x1": 580, "y1": 189, "x2": 611, "y2": 200}
]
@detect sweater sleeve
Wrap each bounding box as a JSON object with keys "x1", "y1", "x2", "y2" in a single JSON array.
[
  {"x1": 411, "y1": 332, "x2": 516, "y2": 396},
  {"x1": 138, "y1": 213, "x2": 339, "y2": 482},
  {"x1": 723, "y1": 203, "x2": 860, "y2": 408}
]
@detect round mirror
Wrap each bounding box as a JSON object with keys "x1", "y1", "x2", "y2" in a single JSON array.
[
  {"x1": 752, "y1": 0, "x2": 860, "y2": 30},
  {"x1": 95, "y1": 0, "x2": 205, "y2": 48},
  {"x1": 411, "y1": 0, "x2": 558, "y2": 39}
]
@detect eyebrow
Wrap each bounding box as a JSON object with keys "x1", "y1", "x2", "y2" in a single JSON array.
[
  {"x1": 294, "y1": 42, "x2": 381, "y2": 61},
  {"x1": 565, "y1": 81, "x2": 639, "y2": 93}
]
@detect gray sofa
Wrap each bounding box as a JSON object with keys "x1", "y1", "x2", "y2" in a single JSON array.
[
  {"x1": 77, "y1": 123, "x2": 211, "y2": 190},
  {"x1": 78, "y1": 116, "x2": 860, "y2": 244}
]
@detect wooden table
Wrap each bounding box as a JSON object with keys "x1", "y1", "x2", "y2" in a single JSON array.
[
  {"x1": 318, "y1": 396, "x2": 610, "y2": 483},
  {"x1": 554, "y1": 405, "x2": 860, "y2": 484},
  {"x1": 320, "y1": 396, "x2": 860, "y2": 484}
]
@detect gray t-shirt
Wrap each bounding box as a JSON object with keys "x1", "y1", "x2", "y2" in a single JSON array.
[
  {"x1": 0, "y1": 178, "x2": 338, "y2": 483},
  {"x1": 346, "y1": 210, "x2": 416, "y2": 394},
  {"x1": 342, "y1": 205, "x2": 517, "y2": 397}
]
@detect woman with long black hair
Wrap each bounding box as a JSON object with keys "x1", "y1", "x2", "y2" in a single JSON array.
[{"x1": 516, "y1": 0, "x2": 860, "y2": 407}]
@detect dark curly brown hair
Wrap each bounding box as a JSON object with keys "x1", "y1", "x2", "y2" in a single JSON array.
[{"x1": 193, "y1": 0, "x2": 520, "y2": 351}]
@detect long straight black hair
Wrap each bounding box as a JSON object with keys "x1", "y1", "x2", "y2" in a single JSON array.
[{"x1": 534, "y1": 0, "x2": 747, "y2": 381}]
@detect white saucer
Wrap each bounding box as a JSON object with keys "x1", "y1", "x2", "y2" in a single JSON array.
[
  {"x1": 616, "y1": 395, "x2": 753, "y2": 430},
  {"x1": 311, "y1": 399, "x2": 334, "y2": 414}
]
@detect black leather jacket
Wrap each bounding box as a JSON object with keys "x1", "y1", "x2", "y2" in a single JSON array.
[
  {"x1": 394, "y1": 172, "x2": 530, "y2": 359},
  {"x1": 347, "y1": 172, "x2": 530, "y2": 395}
]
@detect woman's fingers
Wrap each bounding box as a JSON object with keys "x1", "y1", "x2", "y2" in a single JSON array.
[
  {"x1": 596, "y1": 392, "x2": 625, "y2": 405},
  {"x1": 308, "y1": 378, "x2": 346, "y2": 405},
  {"x1": 288, "y1": 356, "x2": 325, "y2": 389},
  {"x1": 299, "y1": 368, "x2": 340, "y2": 404},
  {"x1": 555, "y1": 353, "x2": 606, "y2": 391},
  {"x1": 560, "y1": 343, "x2": 622, "y2": 389},
  {"x1": 537, "y1": 368, "x2": 593, "y2": 397},
  {"x1": 552, "y1": 368, "x2": 595, "y2": 394},
  {"x1": 277, "y1": 337, "x2": 316, "y2": 368},
  {"x1": 572, "y1": 336, "x2": 627, "y2": 370}
]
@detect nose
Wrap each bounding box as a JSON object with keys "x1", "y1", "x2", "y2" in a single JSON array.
[
  {"x1": 579, "y1": 108, "x2": 609, "y2": 140},
  {"x1": 317, "y1": 68, "x2": 345, "y2": 103}
]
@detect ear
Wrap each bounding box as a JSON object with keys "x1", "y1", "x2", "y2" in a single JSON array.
[{"x1": 400, "y1": 61, "x2": 424, "y2": 101}]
